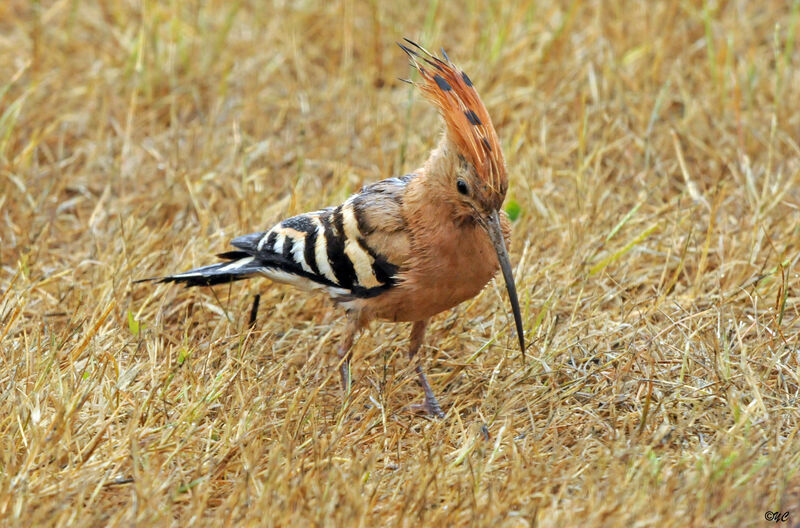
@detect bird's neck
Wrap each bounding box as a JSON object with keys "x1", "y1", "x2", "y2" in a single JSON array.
[{"x1": 404, "y1": 135, "x2": 470, "y2": 228}]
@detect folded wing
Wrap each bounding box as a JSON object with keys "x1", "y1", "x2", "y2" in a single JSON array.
[{"x1": 154, "y1": 174, "x2": 415, "y2": 302}]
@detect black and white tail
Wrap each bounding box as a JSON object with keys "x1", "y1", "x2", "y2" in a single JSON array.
[{"x1": 144, "y1": 251, "x2": 265, "y2": 287}]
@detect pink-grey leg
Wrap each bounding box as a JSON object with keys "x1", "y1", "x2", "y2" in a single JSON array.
[{"x1": 408, "y1": 319, "x2": 445, "y2": 418}]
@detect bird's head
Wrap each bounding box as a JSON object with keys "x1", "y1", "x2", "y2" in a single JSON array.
[{"x1": 400, "y1": 39, "x2": 524, "y2": 358}]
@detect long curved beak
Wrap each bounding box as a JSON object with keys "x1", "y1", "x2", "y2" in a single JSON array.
[{"x1": 484, "y1": 210, "x2": 526, "y2": 360}]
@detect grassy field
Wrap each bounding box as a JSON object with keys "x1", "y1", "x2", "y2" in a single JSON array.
[{"x1": 2, "y1": 0, "x2": 799, "y2": 526}]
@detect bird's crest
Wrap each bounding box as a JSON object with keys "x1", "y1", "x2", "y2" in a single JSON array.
[{"x1": 399, "y1": 38, "x2": 506, "y2": 196}]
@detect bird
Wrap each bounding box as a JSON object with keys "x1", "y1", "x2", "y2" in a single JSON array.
[{"x1": 137, "y1": 39, "x2": 525, "y2": 418}]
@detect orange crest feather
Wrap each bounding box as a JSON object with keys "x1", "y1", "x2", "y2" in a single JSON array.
[{"x1": 399, "y1": 39, "x2": 506, "y2": 195}]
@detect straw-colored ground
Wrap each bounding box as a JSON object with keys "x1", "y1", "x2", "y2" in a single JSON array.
[{"x1": 2, "y1": 1, "x2": 799, "y2": 526}]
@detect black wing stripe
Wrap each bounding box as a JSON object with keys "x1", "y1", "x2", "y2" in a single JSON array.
[
  {"x1": 264, "y1": 231, "x2": 278, "y2": 252},
  {"x1": 302, "y1": 223, "x2": 320, "y2": 275},
  {"x1": 355, "y1": 236, "x2": 400, "y2": 285},
  {"x1": 281, "y1": 232, "x2": 294, "y2": 262},
  {"x1": 325, "y1": 207, "x2": 357, "y2": 289}
]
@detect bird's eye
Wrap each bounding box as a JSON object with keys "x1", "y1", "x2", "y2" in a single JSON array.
[{"x1": 457, "y1": 179, "x2": 469, "y2": 195}]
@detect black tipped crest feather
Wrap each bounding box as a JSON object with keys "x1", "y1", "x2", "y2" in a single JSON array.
[{"x1": 398, "y1": 38, "x2": 506, "y2": 196}]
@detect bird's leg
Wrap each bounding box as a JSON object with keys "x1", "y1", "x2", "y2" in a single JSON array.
[
  {"x1": 337, "y1": 316, "x2": 360, "y2": 396},
  {"x1": 407, "y1": 319, "x2": 445, "y2": 418}
]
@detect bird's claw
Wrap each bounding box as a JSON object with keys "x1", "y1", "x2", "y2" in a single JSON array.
[{"x1": 407, "y1": 398, "x2": 445, "y2": 419}]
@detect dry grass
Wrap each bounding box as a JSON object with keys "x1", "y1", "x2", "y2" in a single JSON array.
[{"x1": 2, "y1": 0, "x2": 800, "y2": 526}]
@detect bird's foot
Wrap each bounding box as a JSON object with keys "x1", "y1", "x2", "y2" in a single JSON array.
[{"x1": 407, "y1": 397, "x2": 445, "y2": 419}]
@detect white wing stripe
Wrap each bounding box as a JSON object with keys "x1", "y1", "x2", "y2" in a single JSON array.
[
  {"x1": 218, "y1": 256, "x2": 255, "y2": 272},
  {"x1": 272, "y1": 232, "x2": 284, "y2": 254},
  {"x1": 341, "y1": 204, "x2": 381, "y2": 288},
  {"x1": 290, "y1": 236, "x2": 313, "y2": 273},
  {"x1": 311, "y1": 216, "x2": 339, "y2": 284}
]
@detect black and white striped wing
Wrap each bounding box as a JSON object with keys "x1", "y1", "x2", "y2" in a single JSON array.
[{"x1": 228, "y1": 174, "x2": 414, "y2": 300}]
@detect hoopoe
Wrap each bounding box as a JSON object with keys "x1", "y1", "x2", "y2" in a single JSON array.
[{"x1": 139, "y1": 40, "x2": 524, "y2": 418}]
